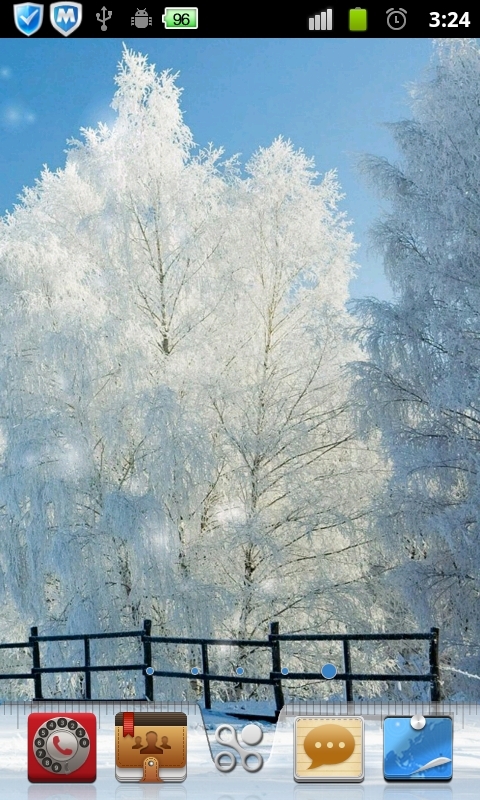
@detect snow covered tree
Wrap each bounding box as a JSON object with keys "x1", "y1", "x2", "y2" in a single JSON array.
[
  {"x1": 0, "y1": 48, "x2": 226, "y2": 692},
  {"x1": 0, "y1": 45, "x2": 386, "y2": 699},
  {"x1": 67, "y1": 49, "x2": 234, "y2": 643},
  {"x1": 352, "y1": 38, "x2": 480, "y2": 698},
  {"x1": 193, "y1": 138, "x2": 387, "y2": 694}
]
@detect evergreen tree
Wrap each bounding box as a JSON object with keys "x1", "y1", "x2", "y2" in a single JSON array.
[{"x1": 352, "y1": 39, "x2": 480, "y2": 698}]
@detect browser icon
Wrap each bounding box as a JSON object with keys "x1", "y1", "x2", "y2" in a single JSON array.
[{"x1": 383, "y1": 716, "x2": 453, "y2": 781}]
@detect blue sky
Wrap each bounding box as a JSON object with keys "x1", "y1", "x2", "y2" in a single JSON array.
[{"x1": 0, "y1": 37, "x2": 434, "y2": 300}]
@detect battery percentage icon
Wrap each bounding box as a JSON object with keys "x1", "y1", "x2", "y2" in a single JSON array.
[{"x1": 162, "y1": 7, "x2": 198, "y2": 29}]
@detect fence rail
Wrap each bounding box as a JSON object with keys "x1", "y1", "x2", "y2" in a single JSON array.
[{"x1": 0, "y1": 621, "x2": 441, "y2": 714}]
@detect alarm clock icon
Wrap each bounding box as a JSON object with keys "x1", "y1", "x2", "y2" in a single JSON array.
[
  {"x1": 386, "y1": 8, "x2": 407, "y2": 30},
  {"x1": 28, "y1": 713, "x2": 96, "y2": 782}
]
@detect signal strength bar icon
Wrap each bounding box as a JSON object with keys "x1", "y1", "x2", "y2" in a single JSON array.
[{"x1": 308, "y1": 8, "x2": 333, "y2": 30}]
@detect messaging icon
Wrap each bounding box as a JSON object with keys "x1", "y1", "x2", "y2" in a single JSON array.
[
  {"x1": 383, "y1": 716, "x2": 453, "y2": 781},
  {"x1": 294, "y1": 717, "x2": 364, "y2": 782}
]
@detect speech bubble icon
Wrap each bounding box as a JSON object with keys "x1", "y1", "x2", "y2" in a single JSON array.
[{"x1": 303, "y1": 723, "x2": 355, "y2": 769}]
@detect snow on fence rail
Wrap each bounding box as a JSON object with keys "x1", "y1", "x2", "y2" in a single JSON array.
[{"x1": 0, "y1": 620, "x2": 441, "y2": 713}]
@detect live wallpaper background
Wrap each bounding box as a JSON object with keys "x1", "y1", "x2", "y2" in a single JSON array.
[{"x1": 0, "y1": 37, "x2": 479, "y2": 704}]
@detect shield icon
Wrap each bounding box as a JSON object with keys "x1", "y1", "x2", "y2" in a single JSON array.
[
  {"x1": 13, "y1": 4, "x2": 44, "y2": 36},
  {"x1": 50, "y1": 2, "x2": 82, "y2": 36}
]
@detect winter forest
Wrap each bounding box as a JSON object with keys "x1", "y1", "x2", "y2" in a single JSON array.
[{"x1": 1, "y1": 39, "x2": 479, "y2": 703}]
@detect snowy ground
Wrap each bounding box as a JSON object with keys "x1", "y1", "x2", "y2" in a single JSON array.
[{"x1": 0, "y1": 700, "x2": 479, "y2": 799}]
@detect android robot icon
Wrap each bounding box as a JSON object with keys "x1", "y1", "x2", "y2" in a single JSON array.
[{"x1": 131, "y1": 9, "x2": 152, "y2": 28}]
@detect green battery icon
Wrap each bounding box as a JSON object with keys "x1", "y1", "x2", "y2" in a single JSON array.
[
  {"x1": 349, "y1": 7, "x2": 367, "y2": 31},
  {"x1": 162, "y1": 7, "x2": 198, "y2": 29}
]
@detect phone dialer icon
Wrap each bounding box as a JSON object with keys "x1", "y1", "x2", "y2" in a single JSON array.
[
  {"x1": 49, "y1": 732, "x2": 76, "y2": 758},
  {"x1": 29, "y1": 713, "x2": 96, "y2": 782}
]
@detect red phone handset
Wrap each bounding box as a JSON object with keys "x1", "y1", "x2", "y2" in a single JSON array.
[{"x1": 52, "y1": 735, "x2": 73, "y2": 756}]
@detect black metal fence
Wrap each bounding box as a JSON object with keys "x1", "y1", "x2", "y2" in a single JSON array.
[{"x1": 0, "y1": 621, "x2": 441, "y2": 714}]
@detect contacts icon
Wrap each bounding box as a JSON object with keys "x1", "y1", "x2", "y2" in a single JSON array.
[
  {"x1": 115, "y1": 711, "x2": 186, "y2": 783},
  {"x1": 294, "y1": 716, "x2": 364, "y2": 782},
  {"x1": 140, "y1": 731, "x2": 163, "y2": 754}
]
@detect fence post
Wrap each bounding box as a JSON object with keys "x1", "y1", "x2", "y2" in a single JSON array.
[
  {"x1": 269, "y1": 621, "x2": 285, "y2": 715},
  {"x1": 201, "y1": 642, "x2": 211, "y2": 709},
  {"x1": 84, "y1": 637, "x2": 91, "y2": 700},
  {"x1": 343, "y1": 638, "x2": 353, "y2": 701},
  {"x1": 143, "y1": 619, "x2": 154, "y2": 701},
  {"x1": 29, "y1": 626, "x2": 43, "y2": 700},
  {"x1": 429, "y1": 626, "x2": 441, "y2": 701}
]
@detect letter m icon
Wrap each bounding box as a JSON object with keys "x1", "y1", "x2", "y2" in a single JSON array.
[
  {"x1": 50, "y1": 3, "x2": 82, "y2": 36},
  {"x1": 58, "y1": 8, "x2": 74, "y2": 23}
]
